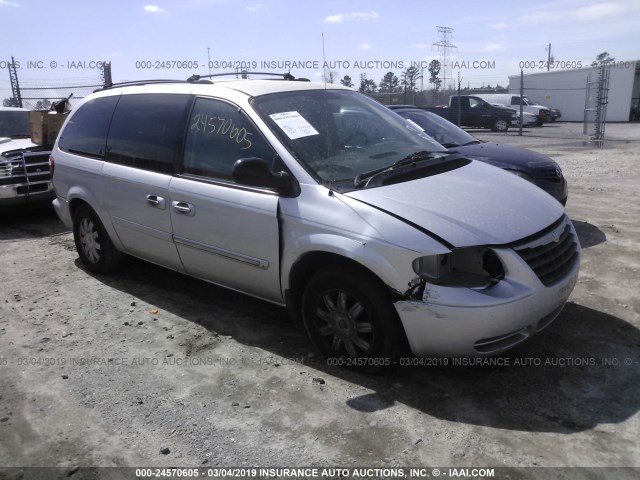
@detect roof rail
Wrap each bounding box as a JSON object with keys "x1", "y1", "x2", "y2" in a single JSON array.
[
  {"x1": 93, "y1": 72, "x2": 311, "y2": 93},
  {"x1": 186, "y1": 71, "x2": 309, "y2": 82},
  {"x1": 94, "y1": 79, "x2": 187, "y2": 92}
]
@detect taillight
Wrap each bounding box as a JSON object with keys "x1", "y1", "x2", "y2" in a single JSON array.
[{"x1": 49, "y1": 154, "x2": 55, "y2": 177}]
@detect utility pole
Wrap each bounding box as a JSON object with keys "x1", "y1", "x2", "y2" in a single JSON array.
[
  {"x1": 519, "y1": 69, "x2": 524, "y2": 136},
  {"x1": 207, "y1": 47, "x2": 212, "y2": 75},
  {"x1": 546, "y1": 43, "x2": 552, "y2": 71},
  {"x1": 457, "y1": 72, "x2": 462, "y2": 126}
]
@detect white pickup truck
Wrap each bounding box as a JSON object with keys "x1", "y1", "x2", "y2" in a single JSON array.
[
  {"x1": 474, "y1": 94, "x2": 551, "y2": 125},
  {"x1": 0, "y1": 107, "x2": 55, "y2": 207}
]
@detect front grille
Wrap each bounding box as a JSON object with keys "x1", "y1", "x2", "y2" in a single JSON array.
[
  {"x1": 0, "y1": 149, "x2": 52, "y2": 190},
  {"x1": 514, "y1": 218, "x2": 579, "y2": 287},
  {"x1": 539, "y1": 166, "x2": 563, "y2": 182}
]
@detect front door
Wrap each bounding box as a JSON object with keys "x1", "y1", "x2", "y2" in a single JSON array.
[{"x1": 169, "y1": 97, "x2": 283, "y2": 303}]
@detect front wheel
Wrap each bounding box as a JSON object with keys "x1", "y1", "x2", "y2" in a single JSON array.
[
  {"x1": 492, "y1": 118, "x2": 509, "y2": 132},
  {"x1": 301, "y1": 266, "x2": 402, "y2": 370},
  {"x1": 72, "y1": 205, "x2": 125, "y2": 274}
]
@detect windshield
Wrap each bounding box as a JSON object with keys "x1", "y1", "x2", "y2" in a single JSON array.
[
  {"x1": 396, "y1": 110, "x2": 478, "y2": 147},
  {"x1": 0, "y1": 111, "x2": 30, "y2": 138},
  {"x1": 251, "y1": 89, "x2": 446, "y2": 185}
]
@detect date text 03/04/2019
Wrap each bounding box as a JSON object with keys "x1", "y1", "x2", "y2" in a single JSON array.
[{"x1": 134, "y1": 467, "x2": 497, "y2": 478}]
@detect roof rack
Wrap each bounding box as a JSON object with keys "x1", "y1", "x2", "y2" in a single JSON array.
[
  {"x1": 95, "y1": 79, "x2": 186, "y2": 92},
  {"x1": 186, "y1": 71, "x2": 308, "y2": 82},
  {"x1": 94, "y1": 71, "x2": 310, "y2": 92}
]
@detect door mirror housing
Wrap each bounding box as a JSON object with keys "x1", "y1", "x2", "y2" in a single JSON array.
[{"x1": 232, "y1": 157, "x2": 295, "y2": 195}]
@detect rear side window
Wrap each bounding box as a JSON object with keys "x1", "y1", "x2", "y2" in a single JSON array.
[
  {"x1": 183, "y1": 97, "x2": 274, "y2": 180},
  {"x1": 106, "y1": 94, "x2": 191, "y2": 174},
  {"x1": 58, "y1": 96, "x2": 119, "y2": 158},
  {"x1": 511, "y1": 96, "x2": 522, "y2": 106}
]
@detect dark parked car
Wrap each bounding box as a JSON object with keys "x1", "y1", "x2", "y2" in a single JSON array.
[
  {"x1": 389, "y1": 106, "x2": 567, "y2": 205},
  {"x1": 550, "y1": 108, "x2": 562, "y2": 122}
]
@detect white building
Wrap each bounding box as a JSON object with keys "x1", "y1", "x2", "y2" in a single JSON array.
[{"x1": 508, "y1": 61, "x2": 640, "y2": 122}]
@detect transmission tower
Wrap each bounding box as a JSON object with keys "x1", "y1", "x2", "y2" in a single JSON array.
[{"x1": 432, "y1": 26, "x2": 457, "y2": 90}]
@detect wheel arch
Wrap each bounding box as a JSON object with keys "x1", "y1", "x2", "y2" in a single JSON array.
[{"x1": 284, "y1": 251, "x2": 403, "y2": 322}]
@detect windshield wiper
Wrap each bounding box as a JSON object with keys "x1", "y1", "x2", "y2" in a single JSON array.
[
  {"x1": 440, "y1": 142, "x2": 460, "y2": 148},
  {"x1": 353, "y1": 150, "x2": 436, "y2": 189},
  {"x1": 461, "y1": 140, "x2": 481, "y2": 146}
]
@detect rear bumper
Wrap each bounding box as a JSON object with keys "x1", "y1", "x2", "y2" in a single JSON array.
[{"x1": 52, "y1": 196, "x2": 73, "y2": 229}]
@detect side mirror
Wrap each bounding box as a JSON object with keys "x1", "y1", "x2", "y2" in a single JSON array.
[{"x1": 232, "y1": 157, "x2": 293, "y2": 194}]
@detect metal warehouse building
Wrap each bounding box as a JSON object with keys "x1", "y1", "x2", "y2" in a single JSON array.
[{"x1": 508, "y1": 61, "x2": 640, "y2": 122}]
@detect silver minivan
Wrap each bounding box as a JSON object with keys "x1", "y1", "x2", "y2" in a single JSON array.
[{"x1": 51, "y1": 77, "x2": 580, "y2": 368}]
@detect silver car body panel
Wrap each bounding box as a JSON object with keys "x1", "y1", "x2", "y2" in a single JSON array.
[
  {"x1": 346, "y1": 160, "x2": 564, "y2": 248},
  {"x1": 101, "y1": 162, "x2": 184, "y2": 271},
  {"x1": 169, "y1": 177, "x2": 282, "y2": 303}
]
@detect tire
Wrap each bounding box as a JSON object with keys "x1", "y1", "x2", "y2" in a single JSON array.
[
  {"x1": 72, "y1": 204, "x2": 125, "y2": 274},
  {"x1": 492, "y1": 118, "x2": 509, "y2": 132},
  {"x1": 301, "y1": 266, "x2": 402, "y2": 370}
]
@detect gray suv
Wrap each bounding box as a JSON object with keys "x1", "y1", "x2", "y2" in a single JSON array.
[{"x1": 51, "y1": 76, "x2": 580, "y2": 368}]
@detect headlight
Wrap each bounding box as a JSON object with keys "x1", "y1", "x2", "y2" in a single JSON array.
[
  {"x1": 505, "y1": 169, "x2": 535, "y2": 183},
  {"x1": 412, "y1": 247, "x2": 504, "y2": 289}
]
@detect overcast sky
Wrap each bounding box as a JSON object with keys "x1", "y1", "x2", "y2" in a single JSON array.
[{"x1": 1, "y1": 0, "x2": 639, "y2": 101}]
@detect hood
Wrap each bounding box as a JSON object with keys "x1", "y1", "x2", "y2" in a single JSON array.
[
  {"x1": 345, "y1": 159, "x2": 564, "y2": 248},
  {"x1": 493, "y1": 105, "x2": 517, "y2": 114},
  {"x1": 452, "y1": 142, "x2": 558, "y2": 174},
  {"x1": 0, "y1": 137, "x2": 38, "y2": 154}
]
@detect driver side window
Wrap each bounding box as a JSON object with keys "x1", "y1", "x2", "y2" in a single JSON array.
[{"x1": 183, "y1": 98, "x2": 273, "y2": 180}]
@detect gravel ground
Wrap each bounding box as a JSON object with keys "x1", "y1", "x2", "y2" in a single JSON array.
[{"x1": 0, "y1": 123, "x2": 639, "y2": 478}]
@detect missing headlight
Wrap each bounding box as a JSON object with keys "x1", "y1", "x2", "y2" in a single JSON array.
[{"x1": 412, "y1": 247, "x2": 504, "y2": 289}]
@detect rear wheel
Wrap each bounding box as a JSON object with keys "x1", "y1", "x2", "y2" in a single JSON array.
[
  {"x1": 72, "y1": 204, "x2": 124, "y2": 274},
  {"x1": 301, "y1": 266, "x2": 401, "y2": 370},
  {"x1": 492, "y1": 118, "x2": 509, "y2": 132}
]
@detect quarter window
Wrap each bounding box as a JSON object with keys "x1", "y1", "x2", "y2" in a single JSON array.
[
  {"x1": 183, "y1": 98, "x2": 273, "y2": 180},
  {"x1": 58, "y1": 96, "x2": 119, "y2": 158},
  {"x1": 105, "y1": 94, "x2": 190, "y2": 174}
]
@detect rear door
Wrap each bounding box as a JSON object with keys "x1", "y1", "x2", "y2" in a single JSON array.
[
  {"x1": 169, "y1": 97, "x2": 283, "y2": 303},
  {"x1": 101, "y1": 93, "x2": 191, "y2": 270}
]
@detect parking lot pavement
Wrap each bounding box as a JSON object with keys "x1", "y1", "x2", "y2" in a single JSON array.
[{"x1": 0, "y1": 123, "x2": 639, "y2": 472}]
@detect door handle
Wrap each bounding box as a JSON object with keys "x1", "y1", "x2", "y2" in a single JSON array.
[
  {"x1": 146, "y1": 195, "x2": 166, "y2": 209},
  {"x1": 172, "y1": 201, "x2": 195, "y2": 216}
]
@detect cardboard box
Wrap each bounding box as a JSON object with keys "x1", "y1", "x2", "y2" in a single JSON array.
[{"x1": 29, "y1": 111, "x2": 67, "y2": 145}]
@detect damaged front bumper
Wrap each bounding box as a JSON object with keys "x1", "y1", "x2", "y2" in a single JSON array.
[{"x1": 395, "y1": 244, "x2": 580, "y2": 357}]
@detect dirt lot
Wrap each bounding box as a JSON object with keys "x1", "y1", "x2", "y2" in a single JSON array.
[{"x1": 1, "y1": 123, "x2": 639, "y2": 477}]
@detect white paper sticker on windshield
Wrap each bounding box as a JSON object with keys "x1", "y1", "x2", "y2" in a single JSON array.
[{"x1": 269, "y1": 111, "x2": 319, "y2": 139}]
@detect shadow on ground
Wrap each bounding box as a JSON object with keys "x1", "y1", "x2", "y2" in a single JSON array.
[
  {"x1": 0, "y1": 206, "x2": 68, "y2": 241},
  {"x1": 87, "y1": 257, "x2": 640, "y2": 435},
  {"x1": 572, "y1": 219, "x2": 607, "y2": 248}
]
